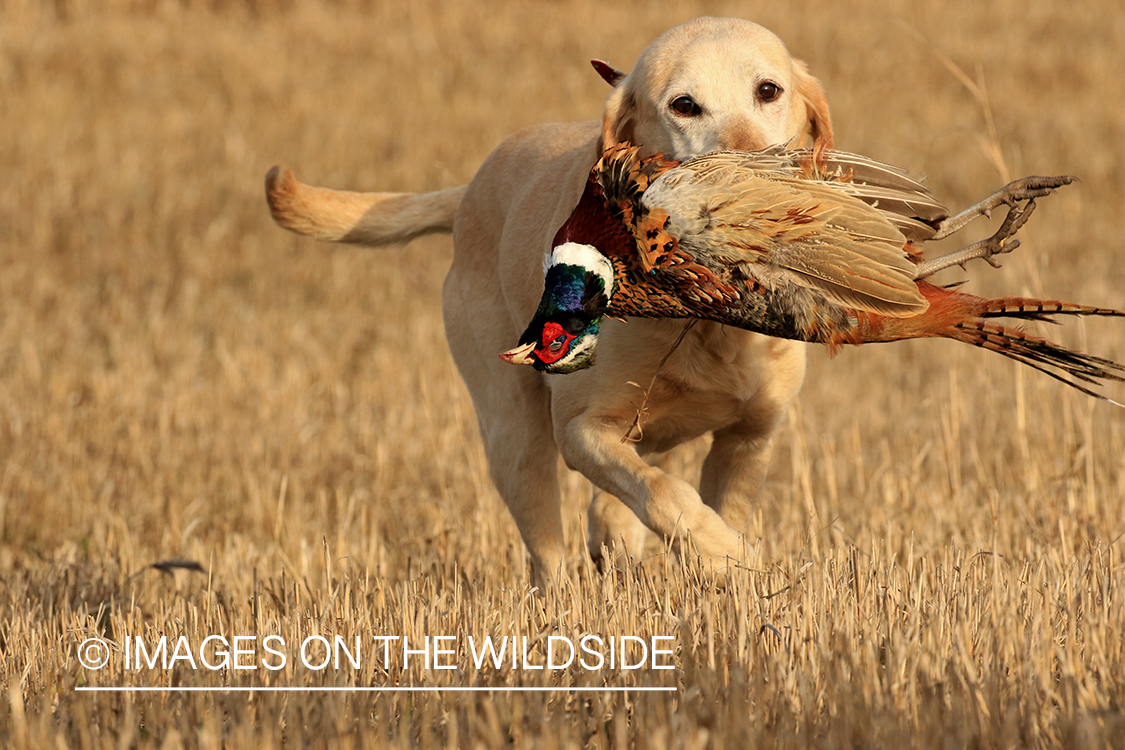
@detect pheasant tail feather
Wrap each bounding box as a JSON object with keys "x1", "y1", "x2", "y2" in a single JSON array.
[{"x1": 862, "y1": 289, "x2": 1125, "y2": 405}]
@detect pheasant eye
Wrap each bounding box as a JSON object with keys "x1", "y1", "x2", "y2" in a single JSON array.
[
  {"x1": 669, "y1": 95, "x2": 702, "y2": 117},
  {"x1": 534, "y1": 321, "x2": 576, "y2": 366},
  {"x1": 757, "y1": 82, "x2": 781, "y2": 103}
]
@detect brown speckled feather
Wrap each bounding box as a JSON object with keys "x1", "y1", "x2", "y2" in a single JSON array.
[
  {"x1": 649, "y1": 163, "x2": 928, "y2": 316},
  {"x1": 595, "y1": 145, "x2": 940, "y2": 323},
  {"x1": 709, "y1": 145, "x2": 947, "y2": 241}
]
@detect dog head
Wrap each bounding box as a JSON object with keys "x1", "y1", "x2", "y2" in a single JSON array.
[{"x1": 600, "y1": 18, "x2": 833, "y2": 158}]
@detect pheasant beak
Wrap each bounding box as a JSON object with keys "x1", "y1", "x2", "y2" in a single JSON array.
[{"x1": 499, "y1": 341, "x2": 537, "y2": 366}]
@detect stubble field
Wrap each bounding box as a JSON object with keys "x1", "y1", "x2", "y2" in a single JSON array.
[{"x1": 1, "y1": 0, "x2": 1124, "y2": 747}]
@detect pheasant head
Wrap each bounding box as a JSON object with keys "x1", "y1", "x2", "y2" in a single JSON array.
[
  {"x1": 501, "y1": 144, "x2": 685, "y2": 373},
  {"x1": 499, "y1": 242, "x2": 614, "y2": 373}
]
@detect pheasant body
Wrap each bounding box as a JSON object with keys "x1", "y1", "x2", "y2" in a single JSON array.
[
  {"x1": 554, "y1": 145, "x2": 947, "y2": 340},
  {"x1": 503, "y1": 143, "x2": 1125, "y2": 403}
]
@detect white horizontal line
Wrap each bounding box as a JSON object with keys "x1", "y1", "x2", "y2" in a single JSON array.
[{"x1": 76, "y1": 686, "x2": 676, "y2": 693}]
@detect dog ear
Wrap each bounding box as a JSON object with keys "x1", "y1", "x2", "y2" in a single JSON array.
[
  {"x1": 600, "y1": 85, "x2": 637, "y2": 150},
  {"x1": 590, "y1": 59, "x2": 627, "y2": 87},
  {"x1": 793, "y1": 60, "x2": 834, "y2": 152}
]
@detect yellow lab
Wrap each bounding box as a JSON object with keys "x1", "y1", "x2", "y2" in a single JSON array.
[{"x1": 266, "y1": 17, "x2": 833, "y2": 585}]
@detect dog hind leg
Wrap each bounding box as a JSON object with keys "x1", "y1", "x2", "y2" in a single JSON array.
[
  {"x1": 700, "y1": 340, "x2": 806, "y2": 534},
  {"x1": 586, "y1": 490, "x2": 650, "y2": 569}
]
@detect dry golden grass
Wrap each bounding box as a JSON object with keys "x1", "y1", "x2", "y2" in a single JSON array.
[{"x1": 2, "y1": 0, "x2": 1124, "y2": 747}]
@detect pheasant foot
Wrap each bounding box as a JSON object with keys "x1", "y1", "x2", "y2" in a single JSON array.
[
  {"x1": 913, "y1": 195, "x2": 1039, "y2": 280},
  {"x1": 930, "y1": 174, "x2": 1075, "y2": 240}
]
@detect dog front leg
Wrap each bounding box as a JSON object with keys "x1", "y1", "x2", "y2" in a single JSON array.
[
  {"x1": 485, "y1": 438, "x2": 567, "y2": 588},
  {"x1": 464, "y1": 378, "x2": 568, "y2": 589},
  {"x1": 558, "y1": 417, "x2": 745, "y2": 573},
  {"x1": 586, "y1": 450, "x2": 680, "y2": 567},
  {"x1": 443, "y1": 276, "x2": 567, "y2": 589}
]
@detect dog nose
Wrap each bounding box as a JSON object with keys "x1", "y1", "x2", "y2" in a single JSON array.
[{"x1": 717, "y1": 119, "x2": 768, "y2": 151}]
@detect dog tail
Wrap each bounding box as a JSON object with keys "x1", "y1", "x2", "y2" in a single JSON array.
[{"x1": 265, "y1": 165, "x2": 466, "y2": 247}]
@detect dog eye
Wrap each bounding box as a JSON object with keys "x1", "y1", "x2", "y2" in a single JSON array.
[
  {"x1": 669, "y1": 96, "x2": 702, "y2": 116},
  {"x1": 757, "y1": 82, "x2": 782, "y2": 103}
]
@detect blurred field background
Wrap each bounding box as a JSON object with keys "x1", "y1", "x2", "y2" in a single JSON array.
[{"x1": 2, "y1": 0, "x2": 1124, "y2": 747}]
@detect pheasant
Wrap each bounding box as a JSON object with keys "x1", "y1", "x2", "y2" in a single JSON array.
[{"x1": 500, "y1": 143, "x2": 1125, "y2": 404}]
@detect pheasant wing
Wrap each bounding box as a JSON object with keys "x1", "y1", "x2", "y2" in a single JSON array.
[
  {"x1": 644, "y1": 161, "x2": 929, "y2": 317},
  {"x1": 674, "y1": 148, "x2": 948, "y2": 242}
]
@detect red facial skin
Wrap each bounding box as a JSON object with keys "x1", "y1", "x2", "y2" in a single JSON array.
[{"x1": 532, "y1": 321, "x2": 576, "y2": 365}]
